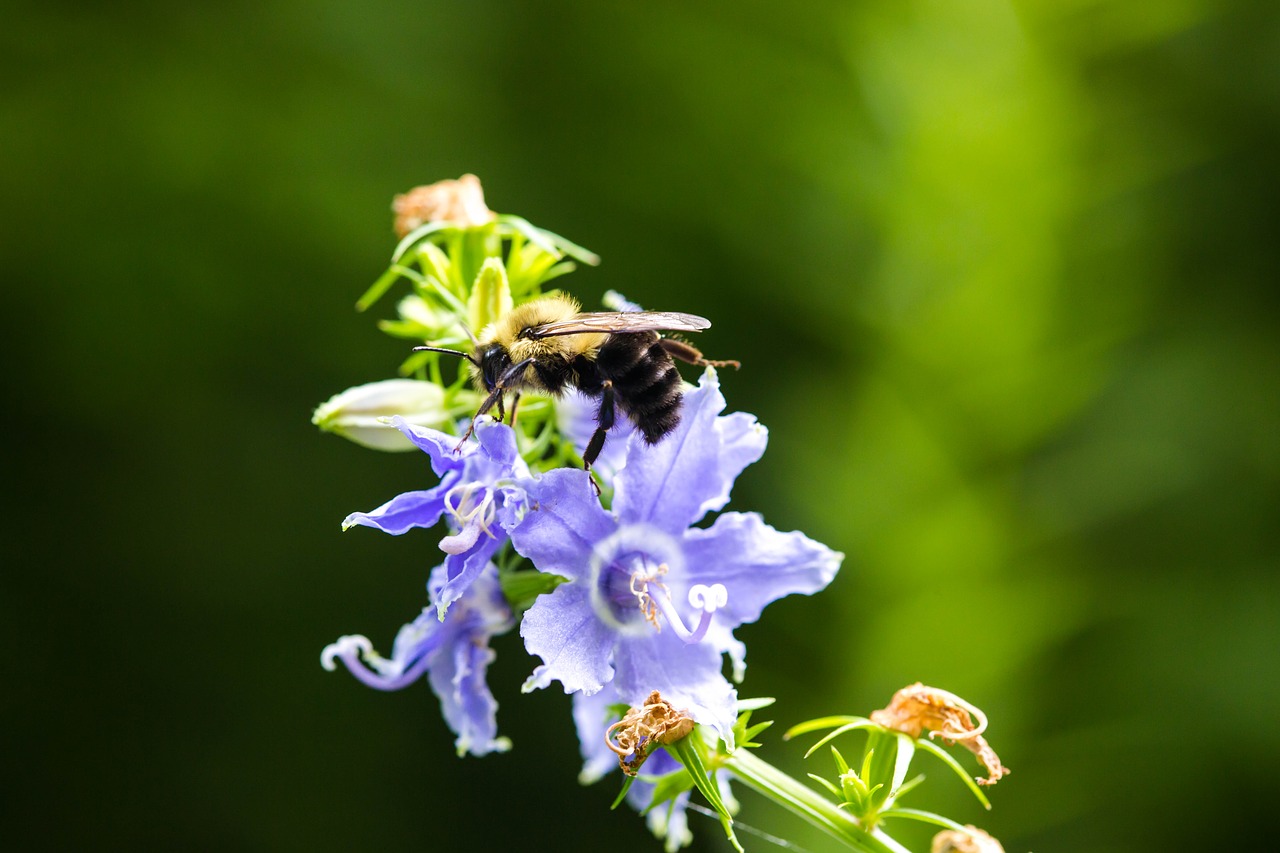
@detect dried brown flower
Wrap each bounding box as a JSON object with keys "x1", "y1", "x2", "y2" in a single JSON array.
[
  {"x1": 870, "y1": 682, "x2": 1010, "y2": 786},
  {"x1": 392, "y1": 173, "x2": 495, "y2": 237},
  {"x1": 605, "y1": 690, "x2": 696, "y2": 776},
  {"x1": 931, "y1": 825, "x2": 1006, "y2": 853}
]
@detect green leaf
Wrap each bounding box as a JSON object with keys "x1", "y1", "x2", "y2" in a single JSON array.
[
  {"x1": 390, "y1": 220, "x2": 453, "y2": 264},
  {"x1": 670, "y1": 736, "x2": 741, "y2": 852},
  {"x1": 639, "y1": 769, "x2": 695, "y2": 815},
  {"x1": 737, "y1": 697, "x2": 777, "y2": 712},
  {"x1": 914, "y1": 738, "x2": 992, "y2": 810},
  {"x1": 800, "y1": 720, "x2": 881, "y2": 759},
  {"x1": 610, "y1": 775, "x2": 637, "y2": 810},
  {"x1": 807, "y1": 773, "x2": 842, "y2": 798},
  {"x1": 785, "y1": 715, "x2": 867, "y2": 740},
  {"x1": 498, "y1": 214, "x2": 600, "y2": 265},
  {"x1": 879, "y1": 808, "x2": 969, "y2": 833},
  {"x1": 356, "y1": 265, "x2": 406, "y2": 313},
  {"x1": 499, "y1": 570, "x2": 568, "y2": 610}
]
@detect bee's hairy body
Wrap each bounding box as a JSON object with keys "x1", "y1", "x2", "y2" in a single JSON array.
[{"x1": 476, "y1": 295, "x2": 684, "y2": 444}]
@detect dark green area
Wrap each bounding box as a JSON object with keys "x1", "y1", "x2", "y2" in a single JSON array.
[{"x1": 4, "y1": 2, "x2": 1277, "y2": 851}]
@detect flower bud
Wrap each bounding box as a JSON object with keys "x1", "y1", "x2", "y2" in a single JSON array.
[{"x1": 313, "y1": 379, "x2": 449, "y2": 451}]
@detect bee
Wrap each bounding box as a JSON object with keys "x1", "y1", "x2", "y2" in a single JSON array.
[{"x1": 417, "y1": 294, "x2": 738, "y2": 477}]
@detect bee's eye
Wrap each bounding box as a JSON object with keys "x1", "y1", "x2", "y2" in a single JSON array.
[{"x1": 480, "y1": 345, "x2": 508, "y2": 391}]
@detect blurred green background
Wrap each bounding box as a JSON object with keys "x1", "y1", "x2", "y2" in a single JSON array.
[{"x1": 5, "y1": 1, "x2": 1278, "y2": 851}]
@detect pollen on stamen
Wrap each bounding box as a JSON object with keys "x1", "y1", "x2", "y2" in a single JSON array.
[{"x1": 630, "y1": 562, "x2": 670, "y2": 629}]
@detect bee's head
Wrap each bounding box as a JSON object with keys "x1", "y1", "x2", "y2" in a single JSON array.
[{"x1": 478, "y1": 344, "x2": 511, "y2": 393}]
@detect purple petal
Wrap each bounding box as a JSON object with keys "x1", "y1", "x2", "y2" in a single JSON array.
[
  {"x1": 572, "y1": 688, "x2": 623, "y2": 784},
  {"x1": 389, "y1": 416, "x2": 472, "y2": 477},
  {"x1": 473, "y1": 416, "x2": 520, "y2": 467},
  {"x1": 342, "y1": 487, "x2": 447, "y2": 535},
  {"x1": 435, "y1": 533, "x2": 504, "y2": 619},
  {"x1": 519, "y1": 582, "x2": 617, "y2": 694},
  {"x1": 613, "y1": 369, "x2": 764, "y2": 533},
  {"x1": 428, "y1": 626, "x2": 505, "y2": 756},
  {"x1": 612, "y1": 627, "x2": 738, "y2": 746},
  {"x1": 681, "y1": 512, "x2": 842, "y2": 629},
  {"x1": 510, "y1": 468, "x2": 616, "y2": 583}
]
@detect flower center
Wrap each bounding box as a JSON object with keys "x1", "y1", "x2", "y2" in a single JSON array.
[
  {"x1": 443, "y1": 481, "x2": 497, "y2": 536},
  {"x1": 587, "y1": 524, "x2": 728, "y2": 643}
]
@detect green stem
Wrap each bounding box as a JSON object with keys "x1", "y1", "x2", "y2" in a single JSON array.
[{"x1": 722, "y1": 750, "x2": 905, "y2": 853}]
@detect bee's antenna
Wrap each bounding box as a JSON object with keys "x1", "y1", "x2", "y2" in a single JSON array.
[{"x1": 413, "y1": 345, "x2": 478, "y2": 367}]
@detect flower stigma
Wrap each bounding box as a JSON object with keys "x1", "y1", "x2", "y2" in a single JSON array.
[{"x1": 321, "y1": 633, "x2": 433, "y2": 691}]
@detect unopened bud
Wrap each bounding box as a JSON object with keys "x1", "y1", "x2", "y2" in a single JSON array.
[{"x1": 313, "y1": 379, "x2": 448, "y2": 451}]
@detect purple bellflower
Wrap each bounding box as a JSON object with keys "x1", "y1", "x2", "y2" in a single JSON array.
[
  {"x1": 510, "y1": 369, "x2": 843, "y2": 745},
  {"x1": 342, "y1": 415, "x2": 530, "y2": 618},
  {"x1": 322, "y1": 562, "x2": 514, "y2": 757}
]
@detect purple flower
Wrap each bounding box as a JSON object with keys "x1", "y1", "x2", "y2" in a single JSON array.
[
  {"x1": 322, "y1": 562, "x2": 514, "y2": 757},
  {"x1": 511, "y1": 369, "x2": 842, "y2": 744},
  {"x1": 343, "y1": 416, "x2": 529, "y2": 617}
]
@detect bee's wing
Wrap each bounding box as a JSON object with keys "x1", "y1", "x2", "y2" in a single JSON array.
[{"x1": 525, "y1": 311, "x2": 711, "y2": 338}]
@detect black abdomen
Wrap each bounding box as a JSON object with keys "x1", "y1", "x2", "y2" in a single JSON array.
[{"x1": 595, "y1": 332, "x2": 682, "y2": 444}]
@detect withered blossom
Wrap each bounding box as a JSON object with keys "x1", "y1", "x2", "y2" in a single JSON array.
[
  {"x1": 605, "y1": 690, "x2": 695, "y2": 776},
  {"x1": 392, "y1": 173, "x2": 495, "y2": 237},
  {"x1": 931, "y1": 825, "x2": 1006, "y2": 853},
  {"x1": 870, "y1": 682, "x2": 1010, "y2": 786}
]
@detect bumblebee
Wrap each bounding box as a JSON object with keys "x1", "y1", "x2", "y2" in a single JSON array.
[{"x1": 418, "y1": 295, "x2": 738, "y2": 474}]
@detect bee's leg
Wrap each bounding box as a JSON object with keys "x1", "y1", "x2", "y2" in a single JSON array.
[
  {"x1": 495, "y1": 392, "x2": 506, "y2": 424},
  {"x1": 455, "y1": 382, "x2": 509, "y2": 451},
  {"x1": 658, "y1": 338, "x2": 740, "y2": 369},
  {"x1": 582, "y1": 381, "x2": 614, "y2": 496}
]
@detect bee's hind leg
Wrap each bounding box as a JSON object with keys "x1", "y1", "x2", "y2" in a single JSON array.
[
  {"x1": 659, "y1": 338, "x2": 740, "y2": 369},
  {"x1": 582, "y1": 381, "x2": 615, "y2": 496}
]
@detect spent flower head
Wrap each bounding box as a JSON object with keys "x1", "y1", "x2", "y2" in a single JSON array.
[
  {"x1": 870, "y1": 682, "x2": 1009, "y2": 786},
  {"x1": 393, "y1": 173, "x2": 495, "y2": 237}
]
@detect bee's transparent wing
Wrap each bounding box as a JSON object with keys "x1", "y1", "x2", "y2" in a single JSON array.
[{"x1": 525, "y1": 311, "x2": 710, "y2": 338}]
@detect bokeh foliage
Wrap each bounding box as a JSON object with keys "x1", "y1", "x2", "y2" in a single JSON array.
[{"x1": 3, "y1": 1, "x2": 1277, "y2": 851}]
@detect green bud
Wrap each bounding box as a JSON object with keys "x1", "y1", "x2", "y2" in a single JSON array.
[
  {"x1": 312, "y1": 379, "x2": 449, "y2": 451},
  {"x1": 468, "y1": 257, "x2": 513, "y2": 335}
]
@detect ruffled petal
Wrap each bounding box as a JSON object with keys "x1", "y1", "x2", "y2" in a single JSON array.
[
  {"x1": 428, "y1": 624, "x2": 506, "y2": 756},
  {"x1": 680, "y1": 511, "x2": 842, "y2": 629},
  {"x1": 435, "y1": 532, "x2": 504, "y2": 619},
  {"x1": 510, "y1": 468, "x2": 616, "y2": 583},
  {"x1": 388, "y1": 416, "x2": 473, "y2": 477},
  {"x1": 473, "y1": 415, "x2": 520, "y2": 467},
  {"x1": 613, "y1": 369, "x2": 765, "y2": 533},
  {"x1": 519, "y1": 582, "x2": 617, "y2": 695},
  {"x1": 572, "y1": 688, "x2": 623, "y2": 784},
  {"x1": 342, "y1": 487, "x2": 447, "y2": 534},
  {"x1": 612, "y1": 627, "x2": 738, "y2": 747}
]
